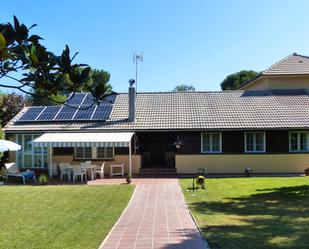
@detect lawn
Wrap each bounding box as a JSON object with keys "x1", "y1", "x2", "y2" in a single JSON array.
[
  {"x1": 180, "y1": 177, "x2": 309, "y2": 249},
  {"x1": 0, "y1": 185, "x2": 134, "y2": 249}
]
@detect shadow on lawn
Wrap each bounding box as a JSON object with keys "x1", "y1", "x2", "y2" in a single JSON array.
[{"x1": 190, "y1": 185, "x2": 309, "y2": 249}]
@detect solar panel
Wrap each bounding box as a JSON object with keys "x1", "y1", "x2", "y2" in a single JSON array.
[
  {"x1": 92, "y1": 104, "x2": 113, "y2": 120},
  {"x1": 74, "y1": 105, "x2": 96, "y2": 120},
  {"x1": 36, "y1": 106, "x2": 62, "y2": 121},
  {"x1": 18, "y1": 107, "x2": 45, "y2": 121},
  {"x1": 82, "y1": 93, "x2": 96, "y2": 106},
  {"x1": 54, "y1": 106, "x2": 76, "y2": 120},
  {"x1": 66, "y1": 93, "x2": 86, "y2": 106}
]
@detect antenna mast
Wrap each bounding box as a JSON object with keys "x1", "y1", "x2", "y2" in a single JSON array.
[{"x1": 133, "y1": 52, "x2": 143, "y2": 92}]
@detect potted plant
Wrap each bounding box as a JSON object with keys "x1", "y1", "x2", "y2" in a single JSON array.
[
  {"x1": 245, "y1": 167, "x2": 253, "y2": 177},
  {"x1": 305, "y1": 168, "x2": 309, "y2": 176},
  {"x1": 126, "y1": 173, "x2": 132, "y2": 184},
  {"x1": 38, "y1": 174, "x2": 48, "y2": 185},
  {"x1": 196, "y1": 175, "x2": 206, "y2": 189}
]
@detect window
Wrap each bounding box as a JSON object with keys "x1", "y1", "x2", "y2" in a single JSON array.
[
  {"x1": 245, "y1": 132, "x2": 266, "y2": 153},
  {"x1": 74, "y1": 147, "x2": 92, "y2": 159},
  {"x1": 97, "y1": 147, "x2": 114, "y2": 159},
  {"x1": 16, "y1": 134, "x2": 48, "y2": 168},
  {"x1": 74, "y1": 147, "x2": 114, "y2": 159},
  {"x1": 201, "y1": 132, "x2": 222, "y2": 153},
  {"x1": 289, "y1": 132, "x2": 309, "y2": 152}
]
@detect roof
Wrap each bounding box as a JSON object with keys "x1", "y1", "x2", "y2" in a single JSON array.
[
  {"x1": 4, "y1": 90, "x2": 309, "y2": 132},
  {"x1": 238, "y1": 53, "x2": 309, "y2": 89},
  {"x1": 263, "y1": 53, "x2": 309, "y2": 75}
]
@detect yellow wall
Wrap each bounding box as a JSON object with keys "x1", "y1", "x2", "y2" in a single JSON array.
[
  {"x1": 176, "y1": 154, "x2": 309, "y2": 173},
  {"x1": 52, "y1": 154, "x2": 141, "y2": 176},
  {"x1": 241, "y1": 75, "x2": 309, "y2": 90}
]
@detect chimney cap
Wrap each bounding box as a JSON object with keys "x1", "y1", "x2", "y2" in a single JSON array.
[{"x1": 129, "y1": 79, "x2": 135, "y2": 87}]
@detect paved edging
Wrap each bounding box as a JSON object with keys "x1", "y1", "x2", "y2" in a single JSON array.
[
  {"x1": 177, "y1": 179, "x2": 211, "y2": 249},
  {"x1": 98, "y1": 185, "x2": 138, "y2": 249}
]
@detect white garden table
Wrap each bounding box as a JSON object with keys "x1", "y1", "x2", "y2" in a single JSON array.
[
  {"x1": 81, "y1": 164, "x2": 97, "y2": 180},
  {"x1": 110, "y1": 163, "x2": 124, "y2": 177}
]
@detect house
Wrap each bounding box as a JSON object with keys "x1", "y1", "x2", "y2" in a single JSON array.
[
  {"x1": 4, "y1": 53, "x2": 309, "y2": 176},
  {"x1": 239, "y1": 53, "x2": 309, "y2": 91}
]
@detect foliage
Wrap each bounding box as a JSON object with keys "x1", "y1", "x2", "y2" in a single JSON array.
[
  {"x1": 220, "y1": 70, "x2": 260, "y2": 90},
  {"x1": 245, "y1": 167, "x2": 253, "y2": 177},
  {"x1": 196, "y1": 175, "x2": 206, "y2": 189},
  {"x1": 180, "y1": 177, "x2": 309, "y2": 249},
  {"x1": 0, "y1": 93, "x2": 27, "y2": 126},
  {"x1": 38, "y1": 174, "x2": 48, "y2": 185},
  {"x1": 173, "y1": 84, "x2": 195, "y2": 92},
  {"x1": 198, "y1": 167, "x2": 207, "y2": 177},
  {"x1": 0, "y1": 16, "x2": 113, "y2": 105},
  {"x1": 0, "y1": 185, "x2": 134, "y2": 249}
]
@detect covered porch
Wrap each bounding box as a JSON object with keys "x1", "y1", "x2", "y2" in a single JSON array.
[{"x1": 33, "y1": 132, "x2": 140, "y2": 178}]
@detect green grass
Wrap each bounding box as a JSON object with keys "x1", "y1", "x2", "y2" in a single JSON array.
[
  {"x1": 0, "y1": 185, "x2": 134, "y2": 249},
  {"x1": 180, "y1": 177, "x2": 309, "y2": 249}
]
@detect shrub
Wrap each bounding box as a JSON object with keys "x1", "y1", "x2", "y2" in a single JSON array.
[
  {"x1": 196, "y1": 175, "x2": 205, "y2": 189},
  {"x1": 38, "y1": 174, "x2": 48, "y2": 185},
  {"x1": 305, "y1": 168, "x2": 309, "y2": 176},
  {"x1": 245, "y1": 167, "x2": 253, "y2": 177}
]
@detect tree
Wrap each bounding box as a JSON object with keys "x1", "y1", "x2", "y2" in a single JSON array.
[
  {"x1": 220, "y1": 70, "x2": 260, "y2": 90},
  {"x1": 0, "y1": 16, "x2": 113, "y2": 106},
  {"x1": 0, "y1": 93, "x2": 27, "y2": 127},
  {"x1": 173, "y1": 84, "x2": 195, "y2": 92},
  {"x1": 30, "y1": 69, "x2": 112, "y2": 106}
]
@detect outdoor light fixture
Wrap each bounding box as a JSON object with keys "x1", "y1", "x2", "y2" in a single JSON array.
[{"x1": 174, "y1": 135, "x2": 184, "y2": 149}]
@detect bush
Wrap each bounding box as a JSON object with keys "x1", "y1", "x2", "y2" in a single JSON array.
[
  {"x1": 245, "y1": 167, "x2": 253, "y2": 177},
  {"x1": 38, "y1": 174, "x2": 48, "y2": 185},
  {"x1": 305, "y1": 168, "x2": 309, "y2": 176},
  {"x1": 196, "y1": 175, "x2": 205, "y2": 189}
]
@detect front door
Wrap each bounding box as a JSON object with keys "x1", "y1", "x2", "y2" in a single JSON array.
[{"x1": 138, "y1": 132, "x2": 176, "y2": 168}]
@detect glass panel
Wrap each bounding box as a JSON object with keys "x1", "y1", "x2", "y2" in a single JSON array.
[
  {"x1": 246, "y1": 133, "x2": 254, "y2": 151},
  {"x1": 43, "y1": 148, "x2": 48, "y2": 168},
  {"x1": 255, "y1": 133, "x2": 264, "y2": 151},
  {"x1": 97, "y1": 147, "x2": 105, "y2": 158},
  {"x1": 75, "y1": 147, "x2": 84, "y2": 159},
  {"x1": 290, "y1": 133, "x2": 298, "y2": 151},
  {"x1": 300, "y1": 133, "x2": 307, "y2": 151},
  {"x1": 84, "y1": 147, "x2": 92, "y2": 159},
  {"x1": 106, "y1": 147, "x2": 114, "y2": 158},
  {"x1": 202, "y1": 134, "x2": 211, "y2": 152},
  {"x1": 23, "y1": 135, "x2": 32, "y2": 152},
  {"x1": 212, "y1": 134, "x2": 220, "y2": 151},
  {"x1": 24, "y1": 154, "x2": 32, "y2": 168}
]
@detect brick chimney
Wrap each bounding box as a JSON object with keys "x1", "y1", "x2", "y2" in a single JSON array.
[{"x1": 128, "y1": 80, "x2": 136, "y2": 122}]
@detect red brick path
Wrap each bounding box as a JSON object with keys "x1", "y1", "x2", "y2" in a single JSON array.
[{"x1": 99, "y1": 179, "x2": 209, "y2": 249}]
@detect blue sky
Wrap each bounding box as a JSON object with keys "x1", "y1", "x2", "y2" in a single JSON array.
[{"x1": 2, "y1": 0, "x2": 309, "y2": 93}]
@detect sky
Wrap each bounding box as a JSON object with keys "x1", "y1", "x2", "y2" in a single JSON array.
[{"x1": 2, "y1": 0, "x2": 309, "y2": 93}]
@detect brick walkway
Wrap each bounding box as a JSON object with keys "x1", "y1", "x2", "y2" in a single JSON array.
[{"x1": 99, "y1": 179, "x2": 209, "y2": 249}]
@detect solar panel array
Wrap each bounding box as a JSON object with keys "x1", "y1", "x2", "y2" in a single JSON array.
[{"x1": 17, "y1": 93, "x2": 115, "y2": 122}]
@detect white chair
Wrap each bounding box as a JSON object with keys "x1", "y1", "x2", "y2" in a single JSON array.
[
  {"x1": 5, "y1": 163, "x2": 36, "y2": 184},
  {"x1": 59, "y1": 163, "x2": 71, "y2": 181},
  {"x1": 94, "y1": 162, "x2": 105, "y2": 179},
  {"x1": 72, "y1": 166, "x2": 87, "y2": 183}
]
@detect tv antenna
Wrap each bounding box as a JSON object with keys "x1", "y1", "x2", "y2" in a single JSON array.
[{"x1": 133, "y1": 51, "x2": 143, "y2": 92}]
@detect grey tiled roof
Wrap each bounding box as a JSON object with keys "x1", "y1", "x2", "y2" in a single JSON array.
[
  {"x1": 263, "y1": 53, "x2": 309, "y2": 75},
  {"x1": 4, "y1": 90, "x2": 309, "y2": 132}
]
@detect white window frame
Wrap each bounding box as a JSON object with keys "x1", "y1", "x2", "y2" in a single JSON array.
[
  {"x1": 74, "y1": 147, "x2": 115, "y2": 160},
  {"x1": 244, "y1": 132, "x2": 266, "y2": 153},
  {"x1": 74, "y1": 147, "x2": 93, "y2": 160},
  {"x1": 201, "y1": 132, "x2": 222, "y2": 153},
  {"x1": 96, "y1": 147, "x2": 115, "y2": 160},
  {"x1": 289, "y1": 131, "x2": 309, "y2": 152},
  {"x1": 15, "y1": 134, "x2": 48, "y2": 168}
]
